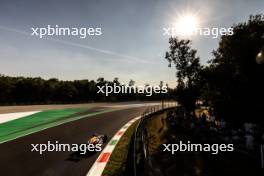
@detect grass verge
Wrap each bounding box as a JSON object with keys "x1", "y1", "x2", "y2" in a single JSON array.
[
  {"x1": 102, "y1": 120, "x2": 139, "y2": 176},
  {"x1": 146, "y1": 112, "x2": 168, "y2": 154}
]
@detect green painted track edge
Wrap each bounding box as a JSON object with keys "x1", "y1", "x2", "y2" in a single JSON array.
[{"x1": 0, "y1": 108, "x2": 121, "y2": 144}]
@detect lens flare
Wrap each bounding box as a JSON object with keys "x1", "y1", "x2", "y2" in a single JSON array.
[{"x1": 175, "y1": 14, "x2": 199, "y2": 36}]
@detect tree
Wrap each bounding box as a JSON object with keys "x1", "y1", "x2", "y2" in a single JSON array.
[
  {"x1": 202, "y1": 14, "x2": 264, "y2": 123},
  {"x1": 128, "y1": 79, "x2": 135, "y2": 86},
  {"x1": 165, "y1": 37, "x2": 202, "y2": 115},
  {"x1": 113, "y1": 77, "x2": 120, "y2": 85},
  {"x1": 0, "y1": 74, "x2": 176, "y2": 105}
]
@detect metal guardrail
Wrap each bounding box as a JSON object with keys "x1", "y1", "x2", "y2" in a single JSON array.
[
  {"x1": 133, "y1": 102, "x2": 264, "y2": 175},
  {"x1": 132, "y1": 101, "x2": 178, "y2": 176},
  {"x1": 133, "y1": 117, "x2": 141, "y2": 176}
]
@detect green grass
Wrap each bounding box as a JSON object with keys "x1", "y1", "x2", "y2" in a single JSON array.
[
  {"x1": 146, "y1": 112, "x2": 168, "y2": 154},
  {"x1": 102, "y1": 120, "x2": 139, "y2": 176}
]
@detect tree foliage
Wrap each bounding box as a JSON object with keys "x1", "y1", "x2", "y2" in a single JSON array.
[
  {"x1": 201, "y1": 14, "x2": 264, "y2": 123},
  {"x1": 165, "y1": 14, "x2": 264, "y2": 123},
  {"x1": 0, "y1": 75, "x2": 172, "y2": 105},
  {"x1": 165, "y1": 38, "x2": 202, "y2": 113}
]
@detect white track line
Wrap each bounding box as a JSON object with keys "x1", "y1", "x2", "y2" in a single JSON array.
[
  {"x1": 87, "y1": 116, "x2": 140, "y2": 176},
  {"x1": 0, "y1": 111, "x2": 41, "y2": 124},
  {"x1": 103, "y1": 103, "x2": 160, "y2": 108}
]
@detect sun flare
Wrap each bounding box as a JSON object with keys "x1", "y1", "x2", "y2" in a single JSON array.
[{"x1": 174, "y1": 14, "x2": 199, "y2": 36}]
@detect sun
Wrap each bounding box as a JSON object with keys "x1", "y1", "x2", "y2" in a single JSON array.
[{"x1": 174, "y1": 14, "x2": 199, "y2": 37}]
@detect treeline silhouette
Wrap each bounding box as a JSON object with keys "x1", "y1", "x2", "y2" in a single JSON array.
[
  {"x1": 0, "y1": 75, "x2": 174, "y2": 105},
  {"x1": 165, "y1": 14, "x2": 264, "y2": 124}
]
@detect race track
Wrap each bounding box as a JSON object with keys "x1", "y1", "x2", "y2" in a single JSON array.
[{"x1": 0, "y1": 104, "x2": 156, "y2": 176}]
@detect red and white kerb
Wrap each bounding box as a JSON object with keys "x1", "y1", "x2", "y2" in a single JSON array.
[{"x1": 86, "y1": 116, "x2": 140, "y2": 176}]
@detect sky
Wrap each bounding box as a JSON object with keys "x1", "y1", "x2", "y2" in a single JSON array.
[{"x1": 0, "y1": 0, "x2": 263, "y2": 87}]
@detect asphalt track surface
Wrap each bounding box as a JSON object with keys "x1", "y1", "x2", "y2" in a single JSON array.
[{"x1": 0, "y1": 105, "x2": 153, "y2": 176}]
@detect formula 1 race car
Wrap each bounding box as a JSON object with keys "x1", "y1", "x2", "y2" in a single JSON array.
[
  {"x1": 67, "y1": 134, "x2": 108, "y2": 162},
  {"x1": 88, "y1": 134, "x2": 108, "y2": 145}
]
